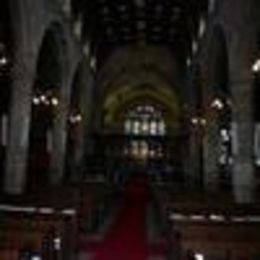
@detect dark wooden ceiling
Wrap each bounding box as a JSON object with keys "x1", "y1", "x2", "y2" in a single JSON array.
[{"x1": 72, "y1": 0, "x2": 208, "y2": 62}]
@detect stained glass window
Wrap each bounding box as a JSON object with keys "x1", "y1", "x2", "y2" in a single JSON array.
[
  {"x1": 123, "y1": 104, "x2": 166, "y2": 160},
  {"x1": 123, "y1": 104, "x2": 166, "y2": 136}
]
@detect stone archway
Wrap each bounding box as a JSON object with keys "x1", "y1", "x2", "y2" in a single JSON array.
[
  {"x1": 63, "y1": 55, "x2": 96, "y2": 182},
  {"x1": 93, "y1": 44, "x2": 186, "y2": 183},
  {"x1": 101, "y1": 86, "x2": 184, "y2": 184},
  {"x1": 93, "y1": 45, "x2": 182, "y2": 134},
  {"x1": 26, "y1": 23, "x2": 65, "y2": 191},
  {"x1": 103, "y1": 87, "x2": 180, "y2": 130},
  {"x1": 97, "y1": 63, "x2": 183, "y2": 183},
  {"x1": 4, "y1": 4, "x2": 79, "y2": 194}
]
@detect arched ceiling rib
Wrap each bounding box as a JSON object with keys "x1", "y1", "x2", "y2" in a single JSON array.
[{"x1": 103, "y1": 85, "x2": 180, "y2": 126}]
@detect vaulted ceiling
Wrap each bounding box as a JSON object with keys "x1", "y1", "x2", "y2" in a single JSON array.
[{"x1": 69, "y1": 0, "x2": 209, "y2": 127}]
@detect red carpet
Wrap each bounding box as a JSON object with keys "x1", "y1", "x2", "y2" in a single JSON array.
[{"x1": 93, "y1": 177, "x2": 149, "y2": 260}]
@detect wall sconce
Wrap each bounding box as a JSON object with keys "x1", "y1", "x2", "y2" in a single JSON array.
[
  {"x1": 186, "y1": 57, "x2": 191, "y2": 67},
  {"x1": 252, "y1": 59, "x2": 260, "y2": 73},
  {"x1": 90, "y1": 56, "x2": 97, "y2": 70},
  {"x1": 32, "y1": 96, "x2": 40, "y2": 105},
  {"x1": 198, "y1": 17, "x2": 206, "y2": 39},
  {"x1": 191, "y1": 117, "x2": 207, "y2": 126},
  {"x1": 194, "y1": 253, "x2": 204, "y2": 260},
  {"x1": 51, "y1": 97, "x2": 59, "y2": 107},
  {"x1": 220, "y1": 128, "x2": 230, "y2": 142},
  {"x1": 200, "y1": 118, "x2": 207, "y2": 126},
  {"x1": 32, "y1": 92, "x2": 59, "y2": 107},
  {"x1": 0, "y1": 56, "x2": 8, "y2": 66},
  {"x1": 191, "y1": 117, "x2": 199, "y2": 125},
  {"x1": 192, "y1": 40, "x2": 198, "y2": 54},
  {"x1": 210, "y1": 98, "x2": 224, "y2": 110},
  {"x1": 69, "y1": 113, "x2": 82, "y2": 124},
  {"x1": 31, "y1": 254, "x2": 41, "y2": 260}
]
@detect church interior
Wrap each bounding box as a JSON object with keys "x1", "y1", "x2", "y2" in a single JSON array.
[{"x1": 1, "y1": 0, "x2": 260, "y2": 259}]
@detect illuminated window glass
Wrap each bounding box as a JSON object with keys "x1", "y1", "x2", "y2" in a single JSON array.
[
  {"x1": 140, "y1": 140, "x2": 149, "y2": 157},
  {"x1": 150, "y1": 121, "x2": 157, "y2": 135},
  {"x1": 149, "y1": 149, "x2": 156, "y2": 158},
  {"x1": 158, "y1": 121, "x2": 166, "y2": 136},
  {"x1": 124, "y1": 119, "x2": 132, "y2": 134},
  {"x1": 131, "y1": 140, "x2": 139, "y2": 156},
  {"x1": 142, "y1": 119, "x2": 149, "y2": 134},
  {"x1": 133, "y1": 120, "x2": 140, "y2": 135},
  {"x1": 137, "y1": 105, "x2": 142, "y2": 112},
  {"x1": 124, "y1": 104, "x2": 166, "y2": 137}
]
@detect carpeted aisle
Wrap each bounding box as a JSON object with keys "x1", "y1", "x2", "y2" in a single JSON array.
[{"x1": 93, "y1": 177, "x2": 149, "y2": 260}]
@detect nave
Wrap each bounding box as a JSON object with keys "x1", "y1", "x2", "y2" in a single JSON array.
[{"x1": 1, "y1": 0, "x2": 260, "y2": 259}]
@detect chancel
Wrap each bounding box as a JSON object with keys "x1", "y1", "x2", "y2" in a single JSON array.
[{"x1": 0, "y1": 0, "x2": 260, "y2": 259}]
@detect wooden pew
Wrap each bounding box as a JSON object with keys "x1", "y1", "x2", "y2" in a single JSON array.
[
  {"x1": 152, "y1": 183, "x2": 260, "y2": 260},
  {"x1": 0, "y1": 182, "x2": 116, "y2": 259},
  {"x1": 0, "y1": 205, "x2": 77, "y2": 260}
]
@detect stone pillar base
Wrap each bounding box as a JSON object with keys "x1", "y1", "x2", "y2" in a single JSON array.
[{"x1": 233, "y1": 162, "x2": 255, "y2": 204}]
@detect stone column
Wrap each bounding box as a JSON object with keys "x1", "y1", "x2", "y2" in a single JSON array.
[
  {"x1": 187, "y1": 129, "x2": 202, "y2": 187},
  {"x1": 218, "y1": 0, "x2": 256, "y2": 203},
  {"x1": 186, "y1": 75, "x2": 202, "y2": 187},
  {"x1": 230, "y1": 36, "x2": 254, "y2": 203},
  {"x1": 82, "y1": 66, "x2": 95, "y2": 159},
  {"x1": 49, "y1": 51, "x2": 75, "y2": 185},
  {"x1": 70, "y1": 123, "x2": 84, "y2": 183},
  {"x1": 72, "y1": 61, "x2": 94, "y2": 182},
  {"x1": 4, "y1": 61, "x2": 33, "y2": 194},
  {"x1": 232, "y1": 81, "x2": 255, "y2": 203},
  {"x1": 203, "y1": 117, "x2": 220, "y2": 191},
  {"x1": 4, "y1": 0, "x2": 38, "y2": 194},
  {"x1": 230, "y1": 39, "x2": 255, "y2": 203},
  {"x1": 49, "y1": 95, "x2": 69, "y2": 185},
  {"x1": 48, "y1": 29, "x2": 82, "y2": 186}
]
